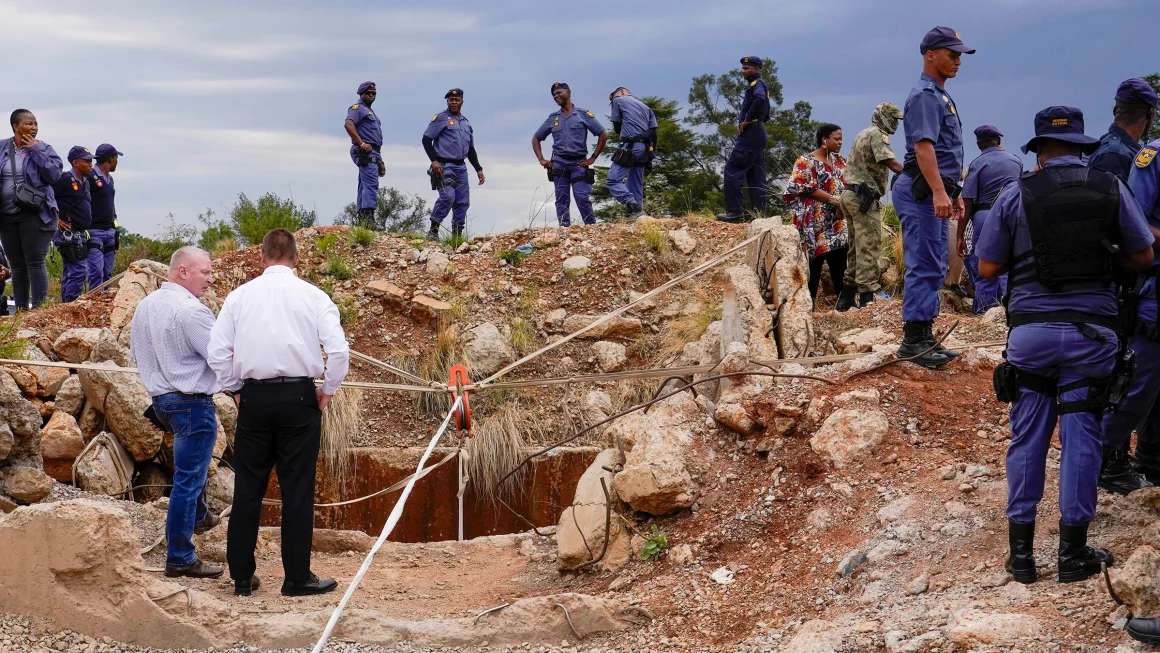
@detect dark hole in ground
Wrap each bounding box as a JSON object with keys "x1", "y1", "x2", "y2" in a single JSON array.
[{"x1": 259, "y1": 446, "x2": 598, "y2": 542}]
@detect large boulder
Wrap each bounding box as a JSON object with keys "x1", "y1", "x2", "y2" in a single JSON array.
[
  {"x1": 557, "y1": 449, "x2": 631, "y2": 571},
  {"x1": 2, "y1": 466, "x2": 53, "y2": 503},
  {"x1": 1111, "y1": 545, "x2": 1160, "y2": 616},
  {"x1": 74, "y1": 432, "x2": 134, "y2": 495},
  {"x1": 77, "y1": 365, "x2": 160, "y2": 461},
  {"x1": 425, "y1": 250, "x2": 451, "y2": 277},
  {"x1": 206, "y1": 466, "x2": 234, "y2": 514},
  {"x1": 52, "y1": 328, "x2": 105, "y2": 364},
  {"x1": 746, "y1": 220, "x2": 813, "y2": 359},
  {"x1": 611, "y1": 393, "x2": 702, "y2": 515},
  {"x1": 8, "y1": 344, "x2": 70, "y2": 398},
  {"x1": 78, "y1": 401, "x2": 103, "y2": 442},
  {"x1": 461, "y1": 322, "x2": 514, "y2": 377},
  {"x1": 592, "y1": 341, "x2": 627, "y2": 372},
  {"x1": 89, "y1": 328, "x2": 134, "y2": 367},
  {"x1": 40, "y1": 411, "x2": 85, "y2": 482},
  {"x1": 835, "y1": 328, "x2": 894, "y2": 354},
  {"x1": 108, "y1": 259, "x2": 169, "y2": 336},
  {"x1": 0, "y1": 372, "x2": 44, "y2": 460},
  {"x1": 54, "y1": 375, "x2": 85, "y2": 416},
  {"x1": 561, "y1": 315, "x2": 643, "y2": 340},
  {"x1": 213, "y1": 393, "x2": 238, "y2": 441},
  {"x1": 810, "y1": 408, "x2": 890, "y2": 469}
]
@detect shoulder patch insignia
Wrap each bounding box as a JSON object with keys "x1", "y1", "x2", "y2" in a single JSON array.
[
  {"x1": 351, "y1": 104, "x2": 359, "y2": 110},
  {"x1": 432, "y1": 115, "x2": 438, "y2": 122},
  {"x1": 750, "y1": 80, "x2": 757, "y2": 87},
  {"x1": 882, "y1": 134, "x2": 890, "y2": 144},
  {"x1": 449, "y1": 119, "x2": 455, "y2": 125},
  {"x1": 1137, "y1": 147, "x2": 1157, "y2": 168},
  {"x1": 586, "y1": 110, "x2": 594, "y2": 118}
]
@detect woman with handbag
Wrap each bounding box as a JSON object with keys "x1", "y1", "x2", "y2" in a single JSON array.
[{"x1": 0, "y1": 110, "x2": 63, "y2": 310}]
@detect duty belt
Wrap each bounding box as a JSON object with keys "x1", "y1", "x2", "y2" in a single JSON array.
[
  {"x1": 437, "y1": 157, "x2": 465, "y2": 165},
  {"x1": 243, "y1": 376, "x2": 315, "y2": 385}
]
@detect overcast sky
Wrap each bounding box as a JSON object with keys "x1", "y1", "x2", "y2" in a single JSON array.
[{"x1": 2, "y1": 0, "x2": 1154, "y2": 237}]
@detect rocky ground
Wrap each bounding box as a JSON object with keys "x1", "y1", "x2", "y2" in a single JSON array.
[{"x1": 3, "y1": 219, "x2": 1159, "y2": 652}]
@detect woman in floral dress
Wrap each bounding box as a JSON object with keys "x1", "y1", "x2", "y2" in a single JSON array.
[{"x1": 785, "y1": 123, "x2": 849, "y2": 303}]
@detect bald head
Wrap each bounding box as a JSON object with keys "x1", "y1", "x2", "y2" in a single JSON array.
[{"x1": 169, "y1": 247, "x2": 214, "y2": 297}]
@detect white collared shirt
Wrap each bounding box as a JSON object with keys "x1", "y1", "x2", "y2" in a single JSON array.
[
  {"x1": 130, "y1": 282, "x2": 220, "y2": 396},
  {"x1": 207, "y1": 265, "x2": 350, "y2": 395}
]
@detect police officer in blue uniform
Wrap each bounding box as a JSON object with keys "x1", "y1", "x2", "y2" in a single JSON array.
[
  {"x1": 976, "y1": 106, "x2": 1154, "y2": 585},
  {"x1": 423, "y1": 88, "x2": 484, "y2": 241},
  {"x1": 956, "y1": 125, "x2": 1023, "y2": 315},
  {"x1": 87, "y1": 143, "x2": 122, "y2": 289},
  {"x1": 344, "y1": 81, "x2": 385, "y2": 226},
  {"x1": 606, "y1": 87, "x2": 657, "y2": 221},
  {"x1": 51, "y1": 146, "x2": 93, "y2": 302},
  {"x1": 533, "y1": 83, "x2": 608, "y2": 227},
  {"x1": 1088, "y1": 78, "x2": 1158, "y2": 182},
  {"x1": 717, "y1": 56, "x2": 770, "y2": 224},
  {"x1": 1097, "y1": 130, "x2": 1160, "y2": 497},
  {"x1": 894, "y1": 27, "x2": 975, "y2": 368}
]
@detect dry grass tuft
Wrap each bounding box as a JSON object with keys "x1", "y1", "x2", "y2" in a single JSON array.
[
  {"x1": 466, "y1": 402, "x2": 532, "y2": 505},
  {"x1": 653, "y1": 288, "x2": 722, "y2": 364},
  {"x1": 321, "y1": 387, "x2": 362, "y2": 487}
]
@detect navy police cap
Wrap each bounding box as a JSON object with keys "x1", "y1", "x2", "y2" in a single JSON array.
[
  {"x1": 357, "y1": 81, "x2": 375, "y2": 94},
  {"x1": 94, "y1": 144, "x2": 122, "y2": 159},
  {"x1": 551, "y1": 82, "x2": 570, "y2": 95},
  {"x1": 445, "y1": 88, "x2": 463, "y2": 99},
  {"x1": 973, "y1": 124, "x2": 1003, "y2": 139},
  {"x1": 1115, "y1": 78, "x2": 1159, "y2": 109},
  {"x1": 67, "y1": 146, "x2": 93, "y2": 162},
  {"x1": 920, "y1": 26, "x2": 976, "y2": 55},
  {"x1": 1021, "y1": 106, "x2": 1100, "y2": 155},
  {"x1": 740, "y1": 56, "x2": 763, "y2": 68}
]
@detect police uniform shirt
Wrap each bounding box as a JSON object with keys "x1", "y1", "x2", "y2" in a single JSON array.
[
  {"x1": 347, "y1": 101, "x2": 382, "y2": 147},
  {"x1": 739, "y1": 78, "x2": 771, "y2": 124},
  {"x1": 962, "y1": 147, "x2": 1023, "y2": 205},
  {"x1": 974, "y1": 155, "x2": 1153, "y2": 318},
  {"x1": 52, "y1": 169, "x2": 92, "y2": 230},
  {"x1": 534, "y1": 108, "x2": 606, "y2": 160},
  {"x1": 423, "y1": 110, "x2": 473, "y2": 160},
  {"x1": 1128, "y1": 139, "x2": 1160, "y2": 322},
  {"x1": 87, "y1": 168, "x2": 115, "y2": 229},
  {"x1": 902, "y1": 72, "x2": 965, "y2": 178},
  {"x1": 1088, "y1": 123, "x2": 1143, "y2": 182},
  {"x1": 610, "y1": 96, "x2": 657, "y2": 139}
]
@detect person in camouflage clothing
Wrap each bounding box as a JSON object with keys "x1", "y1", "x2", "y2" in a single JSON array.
[{"x1": 836, "y1": 103, "x2": 905, "y2": 311}]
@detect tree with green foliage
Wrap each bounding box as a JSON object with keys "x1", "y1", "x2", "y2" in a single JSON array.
[
  {"x1": 196, "y1": 208, "x2": 237, "y2": 253},
  {"x1": 334, "y1": 187, "x2": 429, "y2": 234},
  {"x1": 229, "y1": 192, "x2": 316, "y2": 246},
  {"x1": 1144, "y1": 73, "x2": 1160, "y2": 144}
]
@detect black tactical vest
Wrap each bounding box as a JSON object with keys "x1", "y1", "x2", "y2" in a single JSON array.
[{"x1": 1008, "y1": 165, "x2": 1120, "y2": 293}]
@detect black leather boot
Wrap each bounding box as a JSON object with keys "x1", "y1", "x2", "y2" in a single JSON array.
[
  {"x1": 716, "y1": 212, "x2": 744, "y2": 223},
  {"x1": 1057, "y1": 521, "x2": 1113, "y2": 583},
  {"x1": 836, "y1": 286, "x2": 857, "y2": 312},
  {"x1": 426, "y1": 223, "x2": 440, "y2": 241},
  {"x1": 1136, "y1": 440, "x2": 1160, "y2": 485},
  {"x1": 859, "y1": 291, "x2": 875, "y2": 308},
  {"x1": 625, "y1": 203, "x2": 643, "y2": 221},
  {"x1": 923, "y1": 321, "x2": 959, "y2": 360},
  {"x1": 1127, "y1": 616, "x2": 1160, "y2": 644},
  {"x1": 897, "y1": 321, "x2": 953, "y2": 369},
  {"x1": 1004, "y1": 519, "x2": 1037, "y2": 584},
  {"x1": 357, "y1": 208, "x2": 375, "y2": 227},
  {"x1": 451, "y1": 225, "x2": 464, "y2": 241},
  {"x1": 1099, "y1": 449, "x2": 1153, "y2": 495}
]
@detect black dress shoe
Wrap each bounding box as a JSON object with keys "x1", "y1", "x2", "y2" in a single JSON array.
[
  {"x1": 1099, "y1": 450, "x2": 1153, "y2": 496},
  {"x1": 235, "y1": 575, "x2": 261, "y2": 596},
  {"x1": 165, "y1": 560, "x2": 224, "y2": 579},
  {"x1": 1127, "y1": 616, "x2": 1160, "y2": 644},
  {"x1": 716, "y1": 212, "x2": 744, "y2": 223},
  {"x1": 282, "y1": 573, "x2": 338, "y2": 597},
  {"x1": 194, "y1": 512, "x2": 221, "y2": 535}
]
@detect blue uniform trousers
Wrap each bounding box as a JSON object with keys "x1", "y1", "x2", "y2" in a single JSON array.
[
  {"x1": 86, "y1": 228, "x2": 116, "y2": 289},
  {"x1": 893, "y1": 173, "x2": 946, "y2": 322},
  {"x1": 431, "y1": 162, "x2": 470, "y2": 230},
  {"x1": 54, "y1": 233, "x2": 88, "y2": 303},
  {"x1": 1103, "y1": 277, "x2": 1160, "y2": 457},
  {"x1": 606, "y1": 142, "x2": 647, "y2": 206},
  {"x1": 723, "y1": 124, "x2": 767, "y2": 215},
  {"x1": 966, "y1": 208, "x2": 1006, "y2": 315},
  {"x1": 1006, "y1": 323, "x2": 1118, "y2": 525},
  {"x1": 552, "y1": 159, "x2": 595, "y2": 227},
  {"x1": 350, "y1": 146, "x2": 381, "y2": 212}
]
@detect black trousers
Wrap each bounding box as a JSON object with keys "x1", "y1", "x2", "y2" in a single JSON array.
[
  {"x1": 0, "y1": 210, "x2": 55, "y2": 310},
  {"x1": 226, "y1": 380, "x2": 321, "y2": 583},
  {"x1": 808, "y1": 247, "x2": 849, "y2": 301}
]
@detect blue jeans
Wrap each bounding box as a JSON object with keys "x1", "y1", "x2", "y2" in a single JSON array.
[
  {"x1": 1006, "y1": 323, "x2": 1117, "y2": 525},
  {"x1": 893, "y1": 173, "x2": 946, "y2": 322},
  {"x1": 153, "y1": 393, "x2": 218, "y2": 567}
]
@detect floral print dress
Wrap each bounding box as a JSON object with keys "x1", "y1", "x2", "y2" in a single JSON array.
[{"x1": 785, "y1": 153, "x2": 848, "y2": 259}]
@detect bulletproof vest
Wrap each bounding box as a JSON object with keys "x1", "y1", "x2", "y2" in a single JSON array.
[{"x1": 1009, "y1": 165, "x2": 1120, "y2": 292}]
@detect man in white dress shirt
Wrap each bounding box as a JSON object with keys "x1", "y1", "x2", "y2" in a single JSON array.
[
  {"x1": 208, "y1": 229, "x2": 350, "y2": 597},
  {"x1": 130, "y1": 246, "x2": 224, "y2": 580}
]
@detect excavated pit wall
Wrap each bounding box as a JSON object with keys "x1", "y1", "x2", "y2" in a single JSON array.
[{"x1": 260, "y1": 446, "x2": 599, "y2": 541}]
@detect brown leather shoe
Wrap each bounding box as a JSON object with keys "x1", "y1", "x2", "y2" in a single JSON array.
[
  {"x1": 235, "y1": 575, "x2": 261, "y2": 596},
  {"x1": 194, "y1": 512, "x2": 221, "y2": 535},
  {"x1": 164, "y1": 560, "x2": 224, "y2": 579}
]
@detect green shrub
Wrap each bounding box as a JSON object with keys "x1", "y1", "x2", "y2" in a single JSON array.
[
  {"x1": 641, "y1": 524, "x2": 668, "y2": 561},
  {"x1": 349, "y1": 226, "x2": 376, "y2": 247},
  {"x1": 316, "y1": 233, "x2": 340, "y2": 254},
  {"x1": 229, "y1": 192, "x2": 316, "y2": 246},
  {"x1": 322, "y1": 255, "x2": 354, "y2": 280},
  {"x1": 497, "y1": 249, "x2": 527, "y2": 265}
]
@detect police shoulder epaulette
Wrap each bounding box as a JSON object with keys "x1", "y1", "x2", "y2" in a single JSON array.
[
  {"x1": 1137, "y1": 147, "x2": 1157, "y2": 169},
  {"x1": 750, "y1": 80, "x2": 757, "y2": 87},
  {"x1": 432, "y1": 114, "x2": 439, "y2": 122},
  {"x1": 351, "y1": 104, "x2": 360, "y2": 110},
  {"x1": 586, "y1": 110, "x2": 595, "y2": 118}
]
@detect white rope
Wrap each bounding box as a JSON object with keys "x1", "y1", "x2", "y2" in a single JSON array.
[{"x1": 310, "y1": 395, "x2": 463, "y2": 653}]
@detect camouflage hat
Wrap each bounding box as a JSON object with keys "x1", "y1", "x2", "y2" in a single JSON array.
[{"x1": 877, "y1": 102, "x2": 903, "y2": 119}]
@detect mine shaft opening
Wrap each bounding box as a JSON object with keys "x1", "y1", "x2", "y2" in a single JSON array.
[{"x1": 254, "y1": 446, "x2": 598, "y2": 542}]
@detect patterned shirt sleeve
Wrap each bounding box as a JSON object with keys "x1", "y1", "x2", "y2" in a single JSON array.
[{"x1": 870, "y1": 130, "x2": 896, "y2": 164}]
